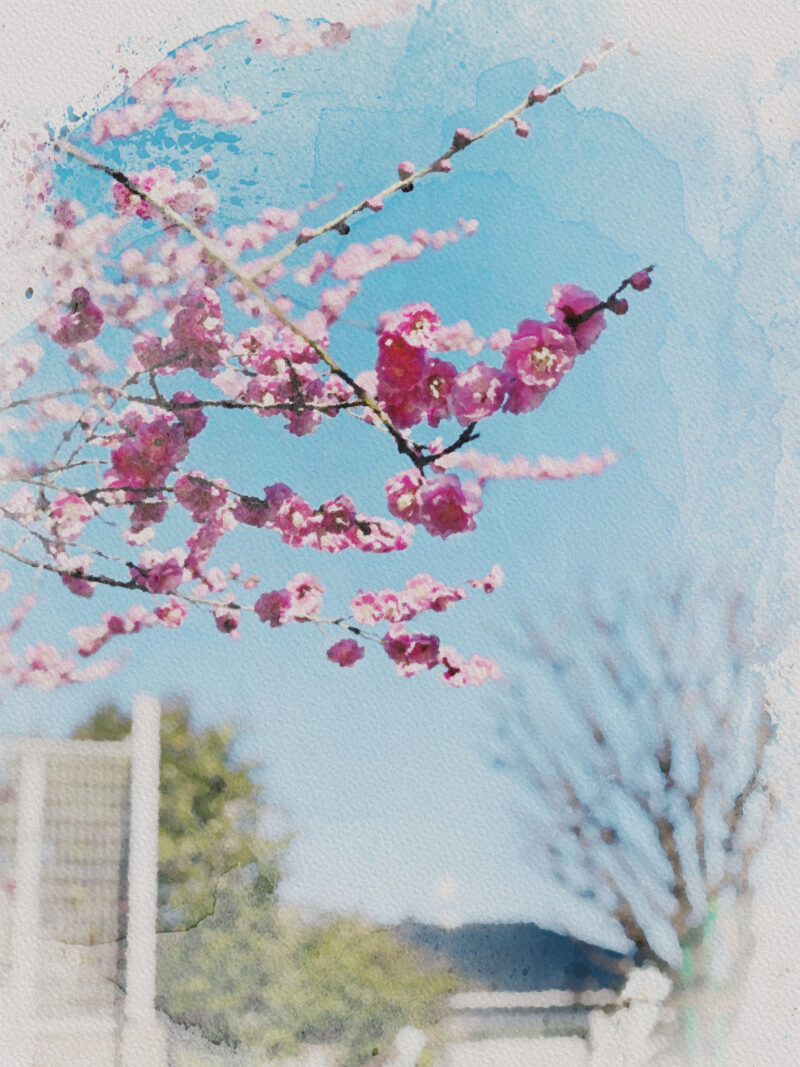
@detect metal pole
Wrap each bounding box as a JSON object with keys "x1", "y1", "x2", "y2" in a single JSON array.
[{"x1": 120, "y1": 694, "x2": 166, "y2": 1067}]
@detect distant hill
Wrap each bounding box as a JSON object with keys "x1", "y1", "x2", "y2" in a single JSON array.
[{"x1": 393, "y1": 921, "x2": 624, "y2": 993}]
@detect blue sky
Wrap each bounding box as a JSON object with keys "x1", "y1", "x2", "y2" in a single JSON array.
[{"x1": 2, "y1": 0, "x2": 796, "y2": 952}]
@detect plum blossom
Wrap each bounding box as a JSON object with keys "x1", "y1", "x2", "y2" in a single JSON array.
[
  {"x1": 47, "y1": 493, "x2": 94, "y2": 542},
  {"x1": 546, "y1": 283, "x2": 606, "y2": 354},
  {"x1": 130, "y1": 548, "x2": 187, "y2": 594},
  {"x1": 382, "y1": 625, "x2": 441, "y2": 676},
  {"x1": 255, "y1": 573, "x2": 324, "y2": 626},
  {"x1": 52, "y1": 287, "x2": 104, "y2": 347},
  {"x1": 327, "y1": 638, "x2": 365, "y2": 667},
  {"x1": 448, "y1": 362, "x2": 508, "y2": 425},
  {"x1": 467, "y1": 564, "x2": 504, "y2": 593},
  {"x1": 417, "y1": 475, "x2": 483, "y2": 539},
  {"x1": 502, "y1": 320, "x2": 577, "y2": 390}
]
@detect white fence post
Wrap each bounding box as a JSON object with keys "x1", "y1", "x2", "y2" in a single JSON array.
[
  {"x1": 120, "y1": 693, "x2": 167, "y2": 1067},
  {"x1": 1, "y1": 748, "x2": 46, "y2": 1067}
]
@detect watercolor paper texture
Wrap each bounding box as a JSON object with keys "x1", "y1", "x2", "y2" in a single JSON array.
[{"x1": 0, "y1": 1, "x2": 798, "y2": 1064}]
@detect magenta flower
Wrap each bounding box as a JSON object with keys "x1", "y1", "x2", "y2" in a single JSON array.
[
  {"x1": 630, "y1": 270, "x2": 652, "y2": 291},
  {"x1": 130, "y1": 549, "x2": 186, "y2": 594},
  {"x1": 254, "y1": 588, "x2": 291, "y2": 627},
  {"x1": 382, "y1": 625, "x2": 441, "y2": 676},
  {"x1": 503, "y1": 379, "x2": 547, "y2": 415},
  {"x1": 52, "y1": 287, "x2": 104, "y2": 347},
  {"x1": 422, "y1": 358, "x2": 457, "y2": 428},
  {"x1": 327, "y1": 638, "x2": 365, "y2": 667},
  {"x1": 546, "y1": 283, "x2": 606, "y2": 354},
  {"x1": 385, "y1": 469, "x2": 425, "y2": 525},
  {"x1": 448, "y1": 362, "x2": 508, "y2": 425},
  {"x1": 417, "y1": 474, "x2": 482, "y2": 539},
  {"x1": 503, "y1": 320, "x2": 577, "y2": 389},
  {"x1": 47, "y1": 493, "x2": 94, "y2": 542}
]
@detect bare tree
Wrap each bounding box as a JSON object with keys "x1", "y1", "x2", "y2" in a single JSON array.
[{"x1": 497, "y1": 575, "x2": 774, "y2": 1011}]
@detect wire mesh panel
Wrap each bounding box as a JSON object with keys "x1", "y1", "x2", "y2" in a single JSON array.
[
  {"x1": 39, "y1": 743, "x2": 131, "y2": 1022},
  {"x1": 0, "y1": 736, "x2": 131, "y2": 1066}
]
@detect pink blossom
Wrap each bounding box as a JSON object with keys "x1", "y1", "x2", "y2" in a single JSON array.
[
  {"x1": 47, "y1": 493, "x2": 94, "y2": 542},
  {"x1": 164, "y1": 87, "x2": 259, "y2": 126},
  {"x1": 91, "y1": 102, "x2": 164, "y2": 144},
  {"x1": 397, "y1": 161, "x2": 415, "y2": 177},
  {"x1": 107, "y1": 413, "x2": 189, "y2": 491},
  {"x1": 546, "y1": 283, "x2": 606, "y2": 353},
  {"x1": 166, "y1": 287, "x2": 231, "y2": 378},
  {"x1": 52, "y1": 287, "x2": 104, "y2": 347},
  {"x1": 448, "y1": 362, "x2": 508, "y2": 425},
  {"x1": 56, "y1": 552, "x2": 96, "y2": 598},
  {"x1": 174, "y1": 472, "x2": 228, "y2": 522},
  {"x1": 327, "y1": 638, "x2": 365, "y2": 667},
  {"x1": 385, "y1": 469, "x2": 425, "y2": 524},
  {"x1": 285, "y1": 572, "x2": 324, "y2": 619},
  {"x1": 351, "y1": 589, "x2": 406, "y2": 625},
  {"x1": 171, "y1": 393, "x2": 208, "y2": 439},
  {"x1": 394, "y1": 303, "x2": 440, "y2": 348},
  {"x1": 16, "y1": 643, "x2": 76, "y2": 690},
  {"x1": 154, "y1": 599, "x2": 188, "y2": 628},
  {"x1": 294, "y1": 250, "x2": 334, "y2": 287},
  {"x1": 417, "y1": 475, "x2": 483, "y2": 539},
  {"x1": 213, "y1": 601, "x2": 241, "y2": 636},
  {"x1": 420, "y1": 358, "x2": 457, "y2": 428},
  {"x1": 0, "y1": 342, "x2": 42, "y2": 396},
  {"x1": 441, "y1": 652, "x2": 502, "y2": 687},
  {"x1": 254, "y1": 589, "x2": 292, "y2": 627},
  {"x1": 467, "y1": 564, "x2": 504, "y2": 593},
  {"x1": 503, "y1": 320, "x2": 577, "y2": 389},
  {"x1": 403, "y1": 573, "x2": 467, "y2": 613},
  {"x1": 382, "y1": 625, "x2": 441, "y2": 676},
  {"x1": 255, "y1": 573, "x2": 324, "y2": 625},
  {"x1": 71, "y1": 624, "x2": 109, "y2": 657},
  {"x1": 529, "y1": 85, "x2": 549, "y2": 103},
  {"x1": 503, "y1": 379, "x2": 548, "y2": 415},
  {"x1": 375, "y1": 332, "x2": 428, "y2": 429},
  {"x1": 130, "y1": 548, "x2": 186, "y2": 594}
]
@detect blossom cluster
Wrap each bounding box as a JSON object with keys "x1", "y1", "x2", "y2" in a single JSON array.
[
  {"x1": 256, "y1": 565, "x2": 503, "y2": 686},
  {"x1": 434, "y1": 448, "x2": 620, "y2": 484},
  {"x1": 111, "y1": 167, "x2": 218, "y2": 226},
  {"x1": 372, "y1": 284, "x2": 606, "y2": 435},
  {"x1": 0, "y1": 575, "x2": 115, "y2": 691},
  {"x1": 0, "y1": 31, "x2": 652, "y2": 692}
]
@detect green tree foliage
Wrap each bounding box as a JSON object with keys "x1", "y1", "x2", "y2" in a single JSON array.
[
  {"x1": 158, "y1": 871, "x2": 460, "y2": 1066},
  {"x1": 72, "y1": 700, "x2": 284, "y2": 931}
]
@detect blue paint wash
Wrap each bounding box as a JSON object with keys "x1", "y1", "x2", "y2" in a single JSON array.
[{"x1": 1, "y1": 1, "x2": 787, "y2": 943}]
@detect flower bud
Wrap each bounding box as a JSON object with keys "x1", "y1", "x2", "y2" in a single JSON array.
[
  {"x1": 630, "y1": 270, "x2": 652, "y2": 291},
  {"x1": 452, "y1": 127, "x2": 472, "y2": 150}
]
